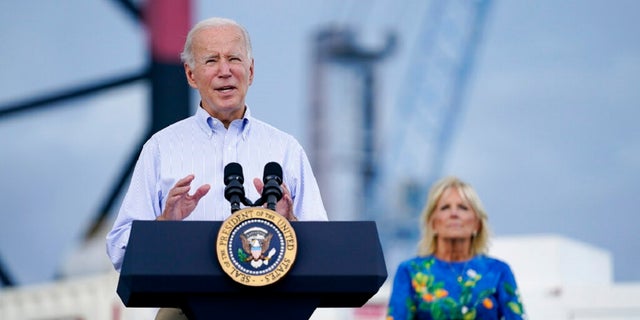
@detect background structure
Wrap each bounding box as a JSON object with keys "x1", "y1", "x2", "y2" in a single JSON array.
[{"x1": 0, "y1": 0, "x2": 639, "y2": 291}]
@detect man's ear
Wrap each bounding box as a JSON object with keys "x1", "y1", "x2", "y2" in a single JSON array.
[
  {"x1": 184, "y1": 64, "x2": 197, "y2": 88},
  {"x1": 248, "y1": 59, "x2": 255, "y2": 85}
]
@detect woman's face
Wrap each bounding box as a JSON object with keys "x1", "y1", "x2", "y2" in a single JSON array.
[{"x1": 430, "y1": 187, "x2": 480, "y2": 240}]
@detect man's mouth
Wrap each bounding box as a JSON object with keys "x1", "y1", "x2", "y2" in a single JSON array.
[{"x1": 216, "y1": 85, "x2": 236, "y2": 92}]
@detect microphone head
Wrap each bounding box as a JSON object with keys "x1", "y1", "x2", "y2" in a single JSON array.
[
  {"x1": 263, "y1": 162, "x2": 283, "y2": 184},
  {"x1": 224, "y1": 162, "x2": 244, "y2": 185}
]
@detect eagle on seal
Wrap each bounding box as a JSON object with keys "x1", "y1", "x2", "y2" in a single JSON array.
[{"x1": 240, "y1": 233, "x2": 274, "y2": 263}]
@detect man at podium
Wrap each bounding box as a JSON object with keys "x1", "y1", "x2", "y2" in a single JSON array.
[{"x1": 106, "y1": 17, "x2": 328, "y2": 319}]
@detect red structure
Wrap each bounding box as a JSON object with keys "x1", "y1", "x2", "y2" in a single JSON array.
[{"x1": 0, "y1": 0, "x2": 193, "y2": 286}]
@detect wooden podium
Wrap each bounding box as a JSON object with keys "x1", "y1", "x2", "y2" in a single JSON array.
[{"x1": 117, "y1": 220, "x2": 387, "y2": 319}]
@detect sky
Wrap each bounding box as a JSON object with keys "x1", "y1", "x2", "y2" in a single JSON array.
[
  {"x1": 448, "y1": 0, "x2": 640, "y2": 283},
  {"x1": 0, "y1": 0, "x2": 639, "y2": 288}
]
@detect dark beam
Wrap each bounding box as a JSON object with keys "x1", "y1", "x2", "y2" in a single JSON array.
[
  {"x1": 0, "y1": 255, "x2": 15, "y2": 287},
  {"x1": 0, "y1": 71, "x2": 148, "y2": 119},
  {"x1": 111, "y1": 0, "x2": 143, "y2": 22},
  {"x1": 84, "y1": 126, "x2": 152, "y2": 239}
]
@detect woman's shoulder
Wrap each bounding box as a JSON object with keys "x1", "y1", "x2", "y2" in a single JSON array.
[
  {"x1": 396, "y1": 255, "x2": 436, "y2": 268},
  {"x1": 475, "y1": 254, "x2": 515, "y2": 273}
]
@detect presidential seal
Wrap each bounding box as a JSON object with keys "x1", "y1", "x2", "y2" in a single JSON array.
[{"x1": 216, "y1": 207, "x2": 297, "y2": 286}]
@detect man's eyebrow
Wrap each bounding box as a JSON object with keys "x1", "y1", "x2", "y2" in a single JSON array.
[{"x1": 201, "y1": 53, "x2": 220, "y2": 60}]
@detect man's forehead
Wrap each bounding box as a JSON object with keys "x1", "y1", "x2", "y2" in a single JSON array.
[
  {"x1": 193, "y1": 30, "x2": 246, "y2": 52},
  {"x1": 195, "y1": 25, "x2": 244, "y2": 42}
]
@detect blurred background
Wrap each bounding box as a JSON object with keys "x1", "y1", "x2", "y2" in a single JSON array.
[{"x1": 0, "y1": 0, "x2": 639, "y2": 318}]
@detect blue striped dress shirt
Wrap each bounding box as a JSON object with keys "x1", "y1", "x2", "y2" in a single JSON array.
[{"x1": 106, "y1": 106, "x2": 327, "y2": 271}]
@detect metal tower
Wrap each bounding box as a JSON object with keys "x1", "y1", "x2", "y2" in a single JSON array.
[
  {"x1": 309, "y1": 26, "x2": 396, "y2": 220},
  {"x1": 0, "y1": 0, "x2": 192, "y2": 287}
]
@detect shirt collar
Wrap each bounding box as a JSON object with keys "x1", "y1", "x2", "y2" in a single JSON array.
[{"x1": 195, "y1": 105, "x2": 252, "y2": 139}]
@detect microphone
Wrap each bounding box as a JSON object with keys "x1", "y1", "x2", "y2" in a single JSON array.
[
  {"x1": 257, "y1": 162, "x2": 283, "y2": 211},
  {"x1": 224, "y1": 162, "x2": 248, "y2": 213}
]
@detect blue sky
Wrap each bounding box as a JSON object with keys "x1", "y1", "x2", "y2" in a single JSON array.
[
  {"x1": 449, "y1": 1, "x2": 640, "y2": 282},
  {"x1": 1, "y1": 0, "x2": 639, "y2": 287}
]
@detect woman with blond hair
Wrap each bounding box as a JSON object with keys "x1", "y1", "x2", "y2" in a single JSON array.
[{"x1": 387, "y1": 176, "x2": 526, "y2": 319}]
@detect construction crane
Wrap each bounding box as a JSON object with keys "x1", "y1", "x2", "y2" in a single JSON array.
[
  {"x1": 308, "y1": 0, "x2": 493, "y2": 264},
  {"x1": 375, "y1": 0, "x2": 493, "y2": 243},
  {"x1": 0, "y1": 0, "x2": 493, "y2": 287}
]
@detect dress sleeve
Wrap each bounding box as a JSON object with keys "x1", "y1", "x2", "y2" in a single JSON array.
[
  {"x1": 496, "y1": 263, "x2": 527, "y2": 319},
  {"x1": 387, "y1": 262, "x2": 416, "y2": 320}
]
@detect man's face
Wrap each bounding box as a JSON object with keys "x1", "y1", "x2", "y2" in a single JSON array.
[{"x1": 185, "y1": 25, "x2": 254, "y2": 122}]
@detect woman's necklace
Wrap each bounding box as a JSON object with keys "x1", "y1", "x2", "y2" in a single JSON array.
[{"x1": 447, "y1": 259, "x2": 471, "y2": 283}]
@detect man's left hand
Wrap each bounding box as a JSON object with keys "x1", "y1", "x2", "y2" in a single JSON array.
[{"x1": 253, "y1": 178, "x2": 296, "y2": 221}]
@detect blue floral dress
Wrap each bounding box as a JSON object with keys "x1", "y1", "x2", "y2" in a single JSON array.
[{"x1": 387, "y1": 255, "x2": 526, "y2": 320}]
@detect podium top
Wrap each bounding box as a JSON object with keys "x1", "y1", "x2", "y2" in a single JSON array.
[{"x1": 118, "y1": 220, "x2": 387, "y2": 308}]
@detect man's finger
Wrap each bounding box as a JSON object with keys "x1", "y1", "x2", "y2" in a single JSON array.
[
  {"x1": 174, "y1": 174, "x2": 195, "y2": 188},
  {"x1": 191, "y1": 184, "x2": 211, "y2": 200},
  {"x1": 168, "y1": 185, "x2": 191, "y2": 197},
  {"x1": 253, "y1": 178, "x2": 264, "y2": 194},
  {"x1": 281, "y1": 182, "x2": 290, "y2": 196}
]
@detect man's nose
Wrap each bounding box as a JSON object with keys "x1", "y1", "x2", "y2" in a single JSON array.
[{"x1": 218, "y1": 61, "x2": 232, "y2": 75}]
